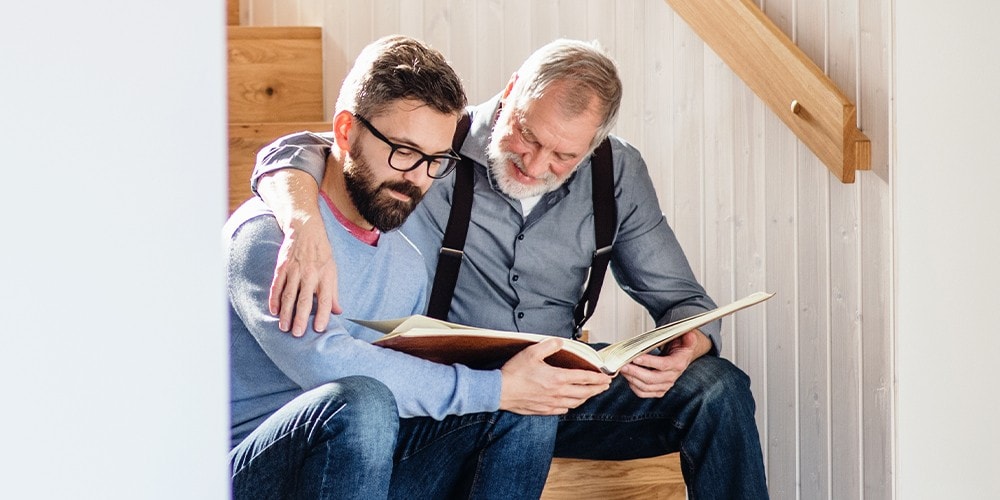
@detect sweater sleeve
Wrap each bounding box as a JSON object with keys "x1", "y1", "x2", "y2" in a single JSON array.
[
  {"x1": 250, "y1": 132, "x2": 332, "y2": 196},
  {"x1": 226, "y1": 211, "x2": 502, "y2": 419}
]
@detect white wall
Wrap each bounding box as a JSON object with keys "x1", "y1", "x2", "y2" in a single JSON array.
[
  {"x1": 0, "y1": 1, "x2": 228, "y2": 498},
  {"x1": 895, "y1": 2, "x2": 1000, "y2": 498}
]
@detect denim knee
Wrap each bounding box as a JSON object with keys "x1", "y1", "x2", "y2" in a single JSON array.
[
  {"x1": 495, "y1": 412, "x2": 559, "y2": 445},
  {"x1": 309, "y1": 376, "x2": 399, "y2": 456},
  {"x1": 677, "y1": 356, "x2": 755, "y2": 414}
]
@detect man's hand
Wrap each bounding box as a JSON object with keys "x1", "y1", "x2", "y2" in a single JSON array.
[
  {"x1": 270, "y1": 212, "x2": 341, "y2": 336},
  {"x1": 499, "y1": 339, "x2": 613, "y2": 415},
  {"x1": 618, "y1": 328, "x2": 711, "y2": 398},
  {"x1": 257, "y1": 169, "x2": 340, "y2": 336}
]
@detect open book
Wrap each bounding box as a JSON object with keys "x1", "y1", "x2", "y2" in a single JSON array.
[{"x1": 353, "y1": 292, "x2": 774, "y2": 375}]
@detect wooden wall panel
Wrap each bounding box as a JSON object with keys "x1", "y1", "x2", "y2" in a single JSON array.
[
  {"x1": 244, "y1": 1, "x2": 894, "y2": 497},
  {"x1": 828, "y1": 0, "x2": 865, "y2": 498},
  {"x1": 759, "y1": 0, "x2": 800, "y2": 496},
  {"x1": 794, "y1": 1, "x2": 834, "y2": 498}
]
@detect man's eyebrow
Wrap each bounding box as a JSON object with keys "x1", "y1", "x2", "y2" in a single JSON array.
[
  {"x1": 518, "y1": 117, "x2": 582, "y2": 161},
  {"x1": 384, "y1": 131, "x2": 454, "y2": 156}
]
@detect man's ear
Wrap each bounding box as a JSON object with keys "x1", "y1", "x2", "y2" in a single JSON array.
[
  {"x1": 500, "y1": 73, "x2": 519, "y2": 101},
  {"x1": 332, "y1": 110, "x2": 354, "y2": 151}
]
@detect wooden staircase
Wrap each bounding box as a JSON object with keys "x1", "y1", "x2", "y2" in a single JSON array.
[
  {"x1": 225, "y1": 1, "x2": 685, "y2": 498},
  {"x1": 227, "y1": 4, "x2": 330, "y2": 213}
]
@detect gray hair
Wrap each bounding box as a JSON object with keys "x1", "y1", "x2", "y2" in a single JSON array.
[
  {"x1": 507, "y1": 39, "x2": 622, "y2": 150},
  {"x1": 335, "y1": 35, "x2": 467, "y2": 120}
]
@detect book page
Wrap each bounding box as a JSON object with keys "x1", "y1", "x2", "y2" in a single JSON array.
[
  {"x1": 597, "y1": 291, "x2": 774, "y2": 372},
  {"x1": 351, "y1": 314, "x2": 478, "y2": 335}
]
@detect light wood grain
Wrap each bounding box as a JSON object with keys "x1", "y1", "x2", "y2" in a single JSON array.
[
  {"x1": 542, "y1": 454, "x2": 685, "y2": 500},
  {"x1": 228, "y1": 122, "x2": 331, "y2": 213},
  {"x1": 664, "y1": 0, "x2": 870, "y2": 182},
  {"x1": 228, "y1": 0, "x2": 240, "y2": 26},
  {"x1": 228, "y1": 27, "x2": 324, "y2": 123}
]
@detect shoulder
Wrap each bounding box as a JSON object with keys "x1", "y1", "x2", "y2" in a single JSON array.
[
  {"x1": 607, "y1": 135, "x2": 647, "y2": 175},
  {"x1": 224, "y1": 198, "x2": 282, "y2": 264},
  {"x1": 379, "y1": 230, "x2": 426, "y2": 265}
]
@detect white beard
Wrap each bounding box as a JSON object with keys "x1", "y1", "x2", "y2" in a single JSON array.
[{"x1": 486, "y1": 129, "x2": 561, "y2": 200}]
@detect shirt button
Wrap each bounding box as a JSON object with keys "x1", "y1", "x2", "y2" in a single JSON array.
[
  {"x1": 517, "y1": 312, "x2": 524, "y2": 319},
  {"x1": 512, "y1": 275, "x2": 519, "y2": 282},
  {"x1": 517, "y1": 234, "x2": 525, "y2": 241}
]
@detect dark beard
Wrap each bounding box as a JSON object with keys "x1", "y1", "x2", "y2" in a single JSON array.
[{"x1": 343, "y1": 147, "x2": 424, "y2": 232}]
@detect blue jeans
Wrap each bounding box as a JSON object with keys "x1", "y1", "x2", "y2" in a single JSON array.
[
  {"x1": 229, "y1": 376, "x2": 556, "y2": 499},
  {"x1": 554, "y1": 355, "x2": 769, "y2": 499}
]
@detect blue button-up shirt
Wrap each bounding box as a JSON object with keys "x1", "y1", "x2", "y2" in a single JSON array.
[{"x1": 252, "y1": 95, "x2": 721, "y2": 352}]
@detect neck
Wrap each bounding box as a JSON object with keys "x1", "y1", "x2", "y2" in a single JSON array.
[{"x1": 321, "y1": 154, "x2": 374, "y2": 231}]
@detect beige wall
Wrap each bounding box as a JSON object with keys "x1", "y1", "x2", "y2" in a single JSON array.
[
  {"x1": 245, "y1": 0, "x2": 894, "y2": 497},
  {"x1": 896, "y1": 2, "x2": 1000, "y2": 498}
]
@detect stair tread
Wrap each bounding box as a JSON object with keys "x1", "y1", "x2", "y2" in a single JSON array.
[
  {"x1": 228, "y1": 122, "x2": 332, "y2": 213},
  {"x1": 228, "y1": 26, "x2": 321, "y2": 40}
]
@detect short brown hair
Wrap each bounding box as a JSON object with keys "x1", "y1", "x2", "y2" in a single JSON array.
[{"x1": 336, "y1": 35, "x2": 467, "y2": 120}]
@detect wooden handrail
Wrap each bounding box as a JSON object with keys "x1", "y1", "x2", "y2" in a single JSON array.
[{"x1": 665, "y1": 0, "x2": 870, "y2": 183}]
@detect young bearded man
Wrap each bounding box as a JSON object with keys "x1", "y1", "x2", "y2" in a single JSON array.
[
  {"x1": 225, "y1": 35, "x2": 577, "y2": 500},
  {"x1": 250, "y1": 39, "x2": 769, "y2": 498}
]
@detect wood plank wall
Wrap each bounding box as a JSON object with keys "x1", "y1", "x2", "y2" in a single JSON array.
[{"x1": 241, "y1": 0, "x2": 894, "y2": 498}]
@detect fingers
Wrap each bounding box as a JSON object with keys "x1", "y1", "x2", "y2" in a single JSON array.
[
  {"x1": 268, "y1": 266, "x2": 285, "y2": 317},
  {"x1": 524, "y1": 337, "x2": 564, "y2": 359},
  {"x1": 290, "y1": 285, "x2": 315, "y2": 338},
  {"x1": 313, "y1": 286, "x2": 334, "y2": 333},
  {"x1": 620, "y1": 357, "x2": 680, "y2": 398},
  {"x1": 275, "y1": 265, "x2": 302, "y2": 334}
]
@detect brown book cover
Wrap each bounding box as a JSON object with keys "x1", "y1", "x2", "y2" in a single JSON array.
[{"x1": 354, "y1": 292, "x2": 774, "y2": 374}]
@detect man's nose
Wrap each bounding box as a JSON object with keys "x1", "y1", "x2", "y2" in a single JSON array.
[
  {"x1": 402, "y1": 163, "x2": 432, "y2": 190},
  {"x1": 520, "y1": 150, "x2": 551, "y2": 178}
]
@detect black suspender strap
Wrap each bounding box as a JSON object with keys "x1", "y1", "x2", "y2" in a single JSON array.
[
  {"x1": 572, "y1": 138, "x2": 616, "y2": 337},
  {"x1": 426, "y1": 113, "x2": 474, "y2": 320}
]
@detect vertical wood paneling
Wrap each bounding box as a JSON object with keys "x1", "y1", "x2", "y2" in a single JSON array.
[
  {"x1": 636, "y1": 0, "x2": 673, "y2": 344},
  {"x1": 828, "y1": 0, "x2": 864, "y2": 498},
  {"x1": 501, "y1": 0, "x2": 532, "y2": 79},
  {"x1": 247, "y1": 2, "x2": 895, "y2": 497},
  {"x1": 248, "y1": 0, "x2": 276, "y2": 25},
  {"x1": 530, "y1": 0, "x2": 560, "y2": 50},
  {"x1": 372, "y1": 0, "x2": 402, "y2": 40},
  {"x1": 641, "y1": 0, "x2": 675, "y2": 284},
  {"x1": 422, "y1": 0, "x2": 451, "y2": 56},
  {"x1": 795, "y1": 2, "x2": 833, "y2": 499},
  {"x1": 555, "y1": 0, "x2": 588, "y2": 42},
  {"x1": 614, "y1": 0, "x2": 652, "y2": 337},
  {"x1": 761, "y1": 0, "x2": 801, "y2": 495},
  {"x1": 273, "y1": 0, "x2": 300, "y2": 25},
  {"x1": 734, "y1": 84, "x2": 769, "y2": 459},
  {"x1": 670, "y1": 16, "x2": 705, "y2": 284},
  {"x1": 320, "y1": 0, "x2": 349, "y2": 119},
  {"x1": 702, "y1": 47, "x2": 737, "y2": 356},
  {"x1": 469, "y1": 1, "x2": 503, "y2": 104},
  {"x1": 447, "y1": 0, "x2": 476, "y2": 89},
  {"x1": 859, "y1": 0, "x2": 894, "y2": 498}
]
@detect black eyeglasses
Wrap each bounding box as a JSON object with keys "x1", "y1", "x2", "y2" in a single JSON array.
[{"x1": 353, "y1": 114, "x2": 461, "y2": 179}]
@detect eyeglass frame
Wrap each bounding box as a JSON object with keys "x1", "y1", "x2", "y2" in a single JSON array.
[{"x1": 352, "y1": 113, "x2": 462, "y2": 179}]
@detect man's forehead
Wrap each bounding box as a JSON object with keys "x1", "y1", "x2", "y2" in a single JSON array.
[{"x1": 513, "y1": 100, "x2": 599, "y2": 151}]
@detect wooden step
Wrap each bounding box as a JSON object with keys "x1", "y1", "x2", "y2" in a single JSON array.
[
  {"x1": 229, "y1": 121, "x2": 332, "y2": 212},
  {"x1": 227, "y1": 0, "x2": 239, "y2": 26},
  {"x1": 541, "y1": 454, "x2": 685, "y2": 500},
  {"x1": 228, "y1": 27, "x2": 324, "y2": 124}
]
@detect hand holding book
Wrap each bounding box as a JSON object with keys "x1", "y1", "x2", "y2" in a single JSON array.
[{"x1": 352, "y1": 292, "x2": 774, "y2": 375}]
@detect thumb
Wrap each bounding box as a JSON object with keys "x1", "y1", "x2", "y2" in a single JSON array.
[{"x1": 526, "y1": 338, "x2": 565, "y2": 360}]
